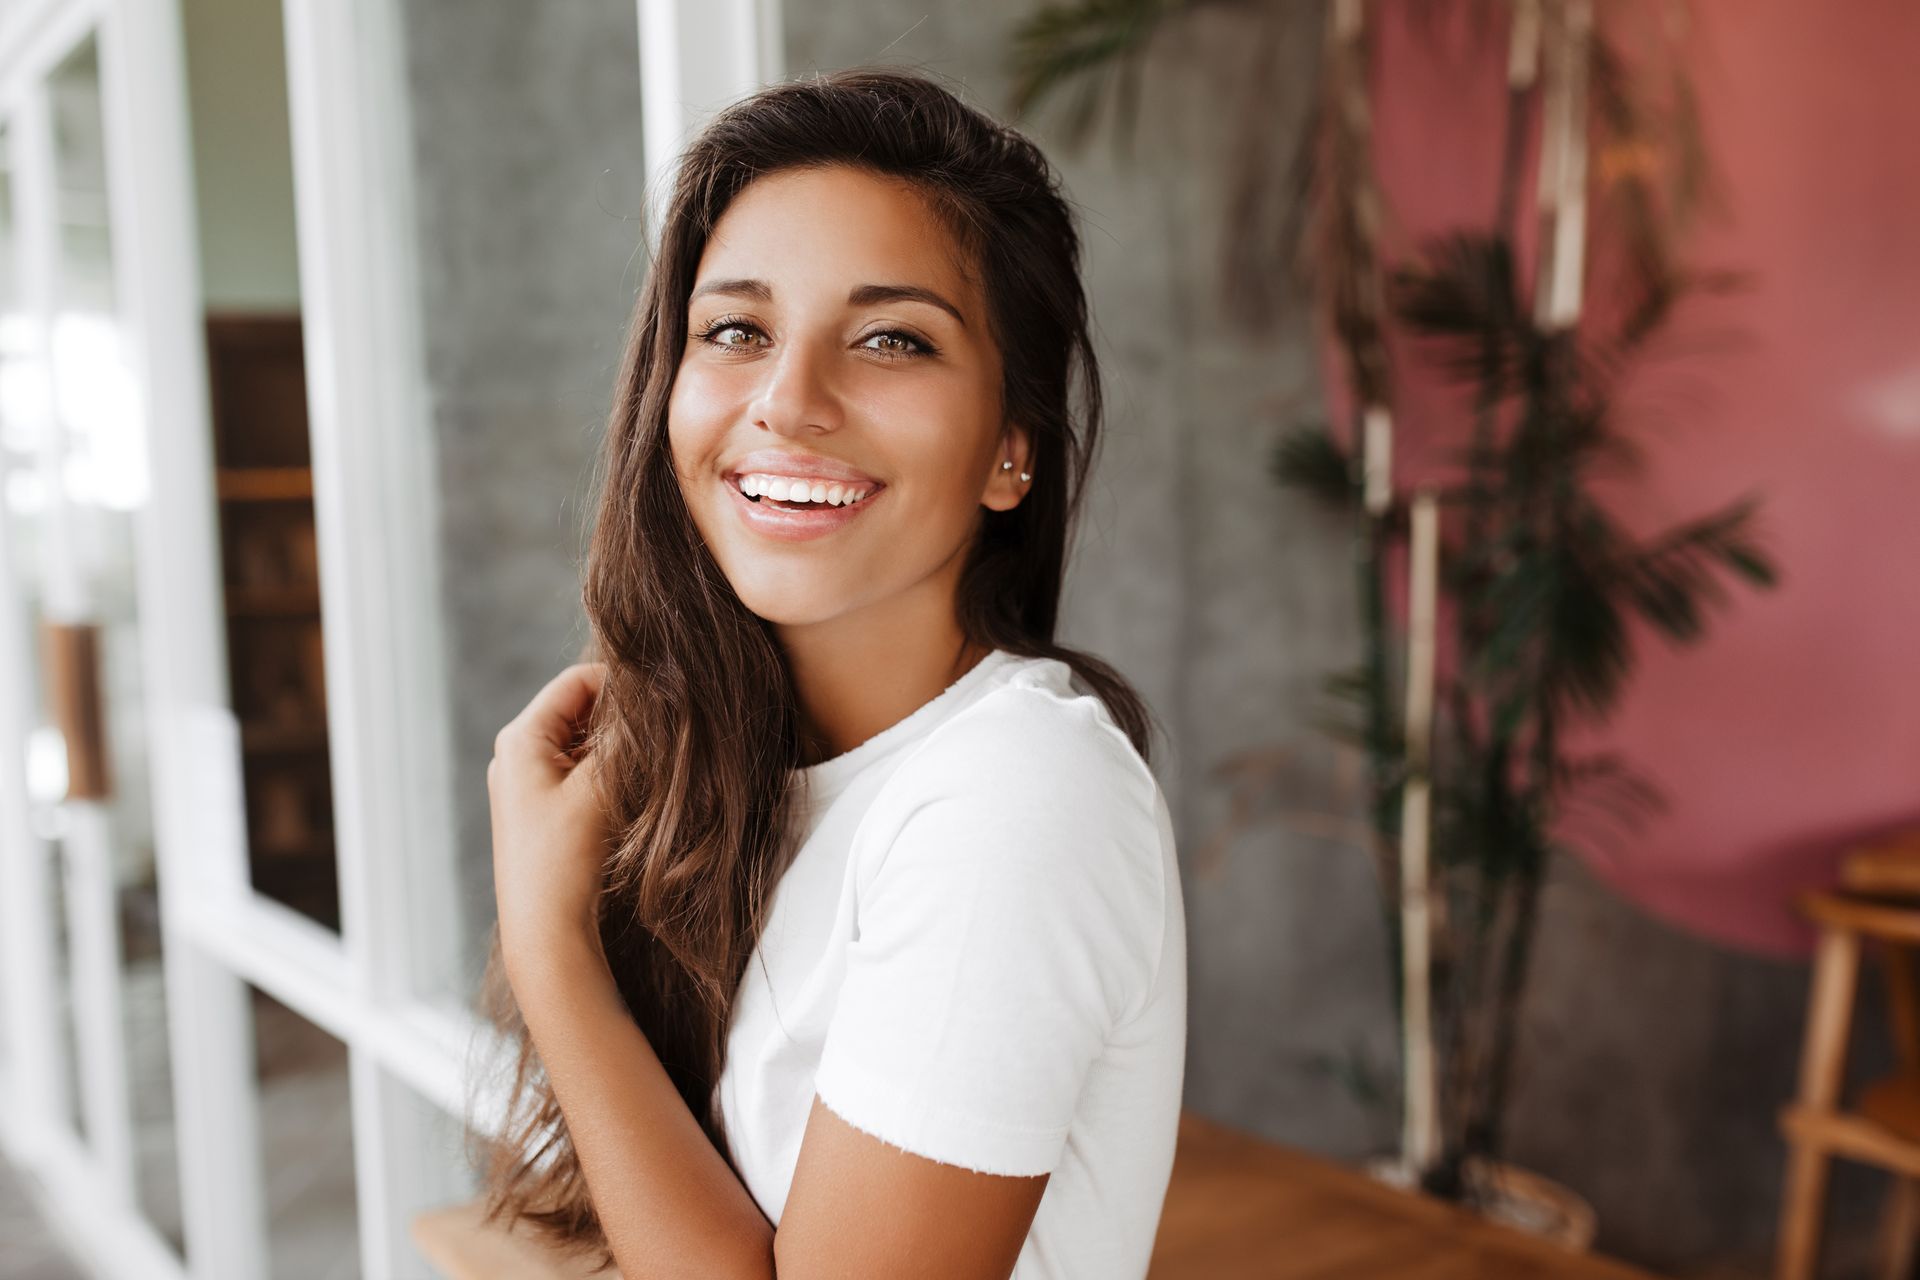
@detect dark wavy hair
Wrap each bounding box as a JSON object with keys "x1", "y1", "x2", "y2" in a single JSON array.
[{"x1": 469, "y1": 64, "x2": 1161, "y2": 1270}]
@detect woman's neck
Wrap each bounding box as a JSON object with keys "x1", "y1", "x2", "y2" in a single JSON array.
[{"x1": 787, "y1": 630, "x2": 992, "y2": 766}]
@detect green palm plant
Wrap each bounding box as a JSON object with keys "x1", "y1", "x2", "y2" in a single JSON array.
[
  {"x1": 1011, "y1": 0, "x2": 1778, "y2": 1210},
  {"x1": 1276, "y1": 234, "x2": 1775, "y2": 1187}
]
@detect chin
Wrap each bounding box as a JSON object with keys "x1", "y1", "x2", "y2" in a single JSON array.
[{"x1": 727, "y1": 573, "x2": 858, "y2": 627}]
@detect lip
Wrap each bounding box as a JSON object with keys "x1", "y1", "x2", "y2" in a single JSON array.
[
  {"x1": 724, "y1": 450, "x2": 885, "y2": 488},
  {"x1": 722, "y1": 473, "x2": 886, "y2": 542}
]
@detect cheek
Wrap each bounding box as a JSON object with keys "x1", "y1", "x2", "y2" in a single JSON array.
[
  {"x1": 896, "y1": 411, "x2": 997, "y2": 514},
  {"x1": 667, "y1": 364, "x2": 726, "y2": 438},
  {"x1": 665, "y1": 370, "x2": 738, "y2": 485}
]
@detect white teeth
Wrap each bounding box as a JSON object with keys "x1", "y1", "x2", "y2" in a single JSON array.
[{"x1": 736, "y1": 473, "x2": 872, "y2": 507}]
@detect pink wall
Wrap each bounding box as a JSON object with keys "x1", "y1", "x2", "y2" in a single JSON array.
[{"x1": 1353, "y1": 1, "x2": 1920, "y2": 954}]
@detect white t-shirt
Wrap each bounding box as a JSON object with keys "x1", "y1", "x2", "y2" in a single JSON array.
[{"x1": 714, "y1": 647, "x2": 1187, "y2": 1279}]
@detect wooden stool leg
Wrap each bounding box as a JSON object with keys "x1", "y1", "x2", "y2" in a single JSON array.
[
  {"x1": 1778, "y1": 1147, "x2": 1834, "y2": 1280},
  {"x1": 1882, "y1": 944, "x2": 1920, "y2": 1280},
  {"x1": 1878, "y1": 1176, "x2": 1920, "y2": 1280},
  {"x1": 1776, "y1": 927, "x2": 1862, "y2": 1280},
  {"x1": 1884, "y1": 943, "x2": 1920, "y2": 1075}
]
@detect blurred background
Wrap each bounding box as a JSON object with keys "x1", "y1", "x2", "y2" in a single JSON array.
[{"x1": 0, "y1": 1, "x2": 1915, "y2": 1277}]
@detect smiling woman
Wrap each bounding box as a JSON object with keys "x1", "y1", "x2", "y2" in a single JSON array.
[{"x1": 476, "y1": 67, "x2": 1186, "y2": 1280}]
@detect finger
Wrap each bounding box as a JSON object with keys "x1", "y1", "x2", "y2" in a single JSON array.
[
  {"x1": 504, "y1": 662, "x2": 607, "y2": 758},
  {"x1": 568, "y1": 736, "x2": 612, "y2": 800}
]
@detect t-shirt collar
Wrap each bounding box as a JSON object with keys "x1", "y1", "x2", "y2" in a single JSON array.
[{"x1": 791, "y1": 647, "x2": 1016, "y2": 811}]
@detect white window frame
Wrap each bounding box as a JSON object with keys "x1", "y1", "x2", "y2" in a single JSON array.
[
  {"x1": 0, "y1": 1, "x2": 782, "y2": 1277},
  {"x1": 638, "y1": 0, "x2": 786, "y2": 243},
  {"x1": 0, "y1": 9, "x2": 215, "y2": 1278}
]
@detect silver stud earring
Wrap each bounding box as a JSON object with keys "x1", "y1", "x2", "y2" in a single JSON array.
[{"x1": 1001, "y1": 458, "x2": 1032, "y2": 483}]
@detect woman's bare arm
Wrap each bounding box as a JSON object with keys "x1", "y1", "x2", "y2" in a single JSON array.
[
  {"x1": 514, "y1": 924, "x2": 1050, "y2": 1280},
  {"x1": 508, "y1": 927, "x2": 776, "y2": 1280}
]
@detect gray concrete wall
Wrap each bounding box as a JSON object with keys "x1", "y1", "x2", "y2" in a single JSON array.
[
  {"x1": 395, "y1": 2, "x2": 1882, "y2": 1273},
  {"x1": 396, "y1": 0, "x2": 648, "y2": 998}
]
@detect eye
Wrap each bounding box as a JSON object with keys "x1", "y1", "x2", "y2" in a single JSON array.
[
  {"x1": 860, "y1": 328, "x2": 936, "y2": 360},
  {"x1": 690, "y1": 317, "x2": 938, "y2": 361},
  {"x1": 694, "y1": 315, "x2": 767, "y2": 351}
]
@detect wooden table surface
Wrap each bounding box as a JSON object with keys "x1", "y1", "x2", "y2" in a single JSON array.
[
  {"x1": 415, "y1": 1109, "x2": 1659, "y2": 1279},
  {"x1": 1149, "y1": 1110, "x2": 1657, "y2": 1279}
]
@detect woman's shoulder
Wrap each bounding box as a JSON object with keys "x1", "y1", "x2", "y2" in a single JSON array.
[
  {"x1": 852, "y1": 651, "x2": 1173, "y2": 1029},
  {"x1": 900, "y1": 651, "x2": 1158, "y2": 812}
]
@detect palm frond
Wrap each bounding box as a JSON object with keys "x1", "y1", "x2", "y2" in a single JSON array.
[
  {"x1": 1392, "y1": 234, "x2": 1523, "y2": 340},
  {"x1": 1271, "y1": 421, "x2": 1355, "y2": 506},
  {"x1": 1587, "y1": 11, "x2": 1728, "y2": 350},
  {"x1": 1222, "y1": 1, "x2": 1320, "y2": 331},
  {"x1": 1545, "y1": 754, "x2": 1668, "y2": 874},
  {"x1": 1005, "y1": 0, "x2": 1188, "y2": 149},
  {"x1": 1494, "y1": 390, "x2": 1646, "y2": 499},
  {"x1": 1389, "y1": 234, "x2": 1526, "y2": 392},
  {"x1": 1312, "y1": 664, "x2": 1404, "y2": 762},
  {"x1": 1622, "y1": 494, "x2": 1777, "y2": 641},
  {"x1": 1475, "y1": 536, "x2": 1634, "y2": 723},
  {"x1": 1550, "y1": 752, "x2": 1667, "y2": 842}
]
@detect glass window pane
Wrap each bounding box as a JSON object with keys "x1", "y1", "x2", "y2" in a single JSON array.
[
  {"x1": 178, "y1": 0, "x2": 341, "y2": 933},
  {"x1": 251, "y1": 985, "x2": 359, "y2": 1280}
]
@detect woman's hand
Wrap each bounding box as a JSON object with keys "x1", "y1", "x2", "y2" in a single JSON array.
[{"x1": 488, "y1": 661, "x2": 616, "y2": 979}]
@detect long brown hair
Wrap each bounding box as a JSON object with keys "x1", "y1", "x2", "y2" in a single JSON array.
[{"x1": 470, "y1": 65, "x2": 1161, "y2": 1269}]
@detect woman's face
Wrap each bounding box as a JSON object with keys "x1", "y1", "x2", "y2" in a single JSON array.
[{"x1": 667, "y1": 164, "x2": 1028, "y2": 642}]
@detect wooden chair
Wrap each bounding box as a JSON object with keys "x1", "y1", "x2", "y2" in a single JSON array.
[{"x1": 1775, "y1": 830, "x2": 1920, "y2": 1280}]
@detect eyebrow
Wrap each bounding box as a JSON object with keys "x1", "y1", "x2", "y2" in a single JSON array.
[{"x1": 687, "y1": 277, "x2": 968, "y2": 330}]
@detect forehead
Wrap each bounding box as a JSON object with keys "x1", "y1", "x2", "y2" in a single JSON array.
[{"x1": 695, "y1": 165, "x2": 979, "y2": 314}]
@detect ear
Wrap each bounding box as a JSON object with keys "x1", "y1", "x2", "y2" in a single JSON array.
[{"x1": 981, "y1": 423, "x2": 1034, "y2": 513}]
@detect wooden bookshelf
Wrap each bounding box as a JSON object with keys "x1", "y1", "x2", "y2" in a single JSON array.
[
  {"x1": 216, "y1": 465, "x2": 314, "y2": 502},
  {"x1": 223, "y1": 585, "x2": 323, "y2": 617},
  {"x1": 206, "y1": 313, "x2": 339, "y2": 932}
]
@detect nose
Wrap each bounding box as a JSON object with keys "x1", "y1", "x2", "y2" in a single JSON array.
[{"x1": 748, "y1": 333, "x2": 844, "y2": 437}]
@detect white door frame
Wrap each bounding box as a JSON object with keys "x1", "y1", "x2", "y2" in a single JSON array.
[{"x1": 638, "y1": 0, "x2": 785, "y2": 243}]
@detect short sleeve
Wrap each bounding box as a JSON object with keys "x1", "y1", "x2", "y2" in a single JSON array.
[{"x1": 812, "y1": 691, "x2": 1165, "y2": 1176}]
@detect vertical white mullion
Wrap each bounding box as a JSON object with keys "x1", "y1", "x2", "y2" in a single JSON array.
[
  {"x1": 347, "y1": 1048, "x2": 476, "y2": 1277},
  {"x1": 0, "y1": 683, "x2": 57, "y2": 1160},
  {"x1": 280, "y1": 0, "x2": 460, "y2": 1271},
  {"x1": 0, "y1": 91, "x2": 67, "y2": 1168},
  {"x1": 637, "y1": 0, "x2": 683, "y2": 242},
  {"x1": 149, "y1": 943, "x2": 265, "y2": 1280},
  {"x1": 755, "y1": 0, "x2": 784, "y2": 99},
  {"x1": 14, "y1": 67, "x2": 90, "y2": 1169},
  {"x1": 33, "y1": 19, "x2": 142, "y2": 1212},
  {"x1": 95, "y1": 2, "x2": 270, "y2": 1276},
  {"x1": 0, "y1": 541, "x2": 60, "y2": 1153},
  {"x1": 280, "y1": 0, "x2": 458, "y2": 1010},
  {"x1": 637, "y1": 0, "x2": 785, "y2": 245},
  {"x1": 62, "y1": 802, "x2": 137, "y2": 1208}
]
